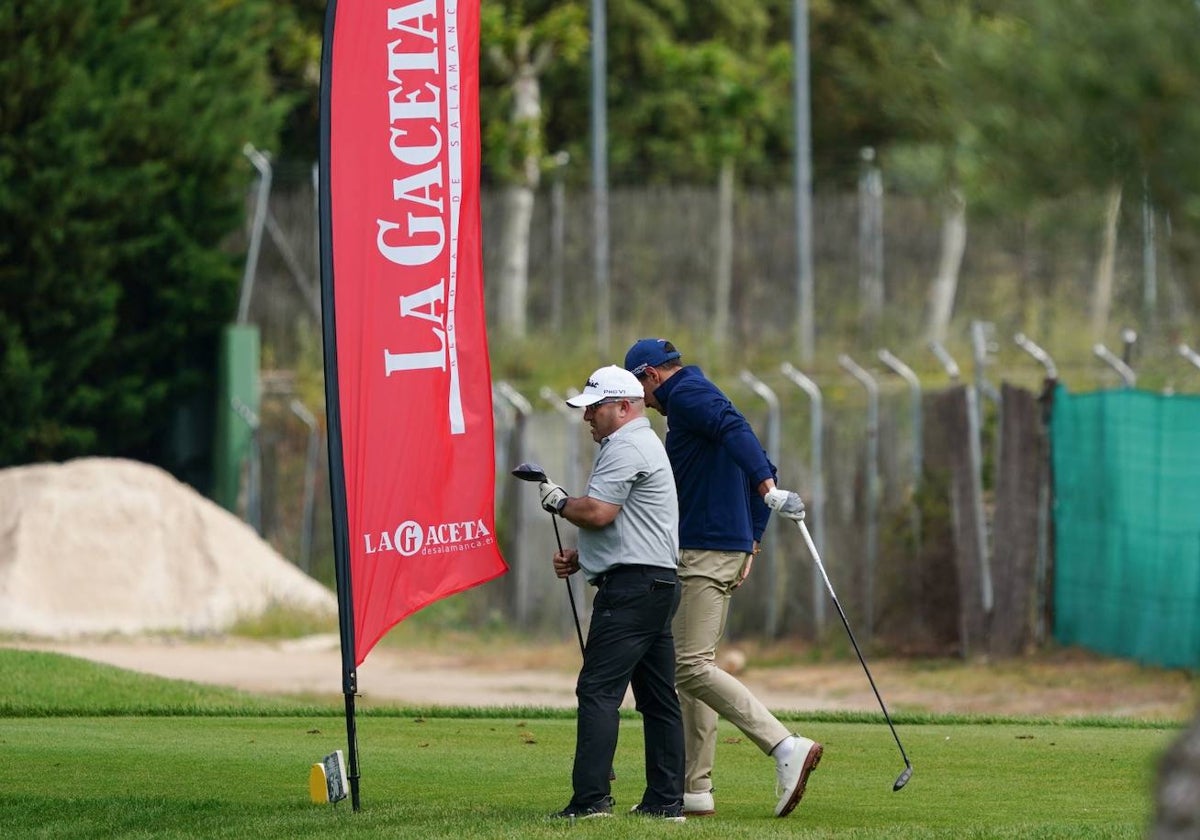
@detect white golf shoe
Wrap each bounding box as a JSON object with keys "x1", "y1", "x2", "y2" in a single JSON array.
[
  {"x1": 682, "y1": 790, "x2": 715, "y2": 816},
  {"x1": 773, "y1": 735, "x2": 823, "y2": 817}
]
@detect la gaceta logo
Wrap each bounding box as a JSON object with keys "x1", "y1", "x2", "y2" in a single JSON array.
[{"x1": 362, "y1": 518, "x2": 493, "y2": 557}]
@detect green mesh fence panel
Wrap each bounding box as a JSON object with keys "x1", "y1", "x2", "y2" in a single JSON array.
[
  {"x1": 212, "y1": 325, "x2": 260, "y2": 511},
  {"x1": 1051, "y1": 384, "x2": 1200, "y2": 668}
]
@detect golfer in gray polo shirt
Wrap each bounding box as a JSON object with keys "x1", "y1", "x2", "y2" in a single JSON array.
[{"x1": 538, "y1": 365, "x2": 685, "y2": 821}]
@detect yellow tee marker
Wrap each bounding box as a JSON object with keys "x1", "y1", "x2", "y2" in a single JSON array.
[
  {"x1": 309, "y1": 749, "x2": 349, "y2": 804},
  {"x1": 309, "y1": 762, "x2": 330, "y2": 804}
]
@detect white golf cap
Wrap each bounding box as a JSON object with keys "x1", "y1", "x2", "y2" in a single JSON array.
[{"x1": 565, "y1": 365, "x2": 644, "y2": 408}]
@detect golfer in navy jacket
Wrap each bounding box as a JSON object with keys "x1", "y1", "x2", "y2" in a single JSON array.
[{"x1": 624, "y1": 338, "x2": 823, "y2": 819}]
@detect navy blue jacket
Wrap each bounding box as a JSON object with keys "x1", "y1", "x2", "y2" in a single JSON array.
[{"x1": 654, "y1": 365, "x2": 776, "y2": 551}]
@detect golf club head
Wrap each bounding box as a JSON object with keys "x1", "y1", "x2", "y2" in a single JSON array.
[
  {"x1": 893, "y1": 764, "x2": 913, "y2": 791},
  {"x1": 511, "y1": 462, "x2": 547, "y2": 483}
]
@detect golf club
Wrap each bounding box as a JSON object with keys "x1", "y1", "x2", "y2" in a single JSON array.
[
  {"x1": 797, "y1": 520, "x2": 913, "y2": 791},
  {"x1": 512, "y1": 462, "x2": 615, "y2": 781},
  {"x1": 511, "y1": 463, "x2": 585, "y2": 652}
]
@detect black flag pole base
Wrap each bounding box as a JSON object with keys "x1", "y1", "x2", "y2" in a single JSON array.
[{"x1": 344, "y1": 689, "x2": 362, "y2": 811}]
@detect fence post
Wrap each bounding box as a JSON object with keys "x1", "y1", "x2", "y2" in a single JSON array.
[
  {"x1": 780, "y1": 362, "x2": 826, "y2": 636},
  {"x1": 1180, "y1": 343, "x2": 1200, "y2": 371},
  {"x1": 1014, "y1": 333, "x2": 1058, "y2": 644},
  {"x1": 550, "y1": 152, "x2": 570, "y2": 333},
  {"x1": 494, "y1": 382, "x2": 533, "y2": 627},
  {"x1": 230, "y1": 396, "x2": 262, "y2": 535},
  {"x1": 878, "y1": 348, "x2": 923, "y2": 551},
  {"x1": 540, "y1": 386, "x2": 588, "y2": 629},
  {"x1": 238, "y1": 145, "x2": 272, "y2": 325},
  {"x1": 858, "y1": 147, "x2": 884, "y2": 331},
  {"x1": 930, "y1": 341, "x2": 992, "y2": 620},
  {"x1": 971, "y1": 322, "x2": 1003, "y2": 553},
  {"x1": 838, "y1": 354, "x2": 879, "y2": 640},
  {"x1": 1015, "y1": 333, "x2": 1059, "y2": 380},
  {"x1": 289, "y1": 399, "x2": 321, "y2": 574},
  {"x1": 928, "y1": 340, "x2": 961, "y2": 383},
  {"x1": 1093, "y1": 343, "x2": 1137, "y2": 387},
  {"x1": 739, "y1": 370, "x2": 784, "y2": 638}
]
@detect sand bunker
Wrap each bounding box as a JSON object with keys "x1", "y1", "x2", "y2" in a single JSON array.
[{"x1": 0, "y1": 457, "x2": 335, "y2": 637}]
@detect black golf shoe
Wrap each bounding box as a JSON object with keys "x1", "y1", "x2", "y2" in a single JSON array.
[{"x1": 548, "y1": 795, "x2": 614, "y2": 820}]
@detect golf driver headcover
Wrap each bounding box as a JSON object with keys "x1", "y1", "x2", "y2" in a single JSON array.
[
  {"x1": 539, "y1": 480, "x2": 568, "y2": 514},
  {"x1": 764, "y1": 487, "x2": 806, "y2": 521}
]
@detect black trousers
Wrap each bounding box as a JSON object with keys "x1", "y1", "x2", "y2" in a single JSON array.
[{"x1": 570, "y1": 565, "x2": 684, "y2": 810}]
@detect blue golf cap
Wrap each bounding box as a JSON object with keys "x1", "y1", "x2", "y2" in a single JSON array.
[{"x1": 624, "y1": 338, "x2": 682, "y2": 378}]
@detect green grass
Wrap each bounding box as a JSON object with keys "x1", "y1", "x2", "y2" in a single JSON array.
[{"x1": 0, "y1": 649, "x2": 1182, "y2": 839}]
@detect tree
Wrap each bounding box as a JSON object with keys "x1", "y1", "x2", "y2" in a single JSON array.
[
  {"x1": 851, "y1": 0, "x2": 1200, "y2": 339},
  {"x1": 480, "y1": 0, "x2": 587, "y2": 338},
  {"x1": 836, "y1": 0, "x2": 986, "y2": 342},
  {"x1": 0, "y1": 1, "x2": 286, "y2": 476},
  {"x1": 947, "y1": 0, "x2": 1200, "y2": 337},
  {"x1": 646, "y1": 37, "x2": 790, "y2": 337}
]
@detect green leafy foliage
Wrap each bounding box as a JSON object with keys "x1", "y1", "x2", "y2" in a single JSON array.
[{"x1": 0, "y1": 1, "x2": 287, "y2": 470}]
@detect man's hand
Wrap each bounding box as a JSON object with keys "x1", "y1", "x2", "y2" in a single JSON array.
[
  {"x1": 733, "y1": 543, "x2": 757, "y2": 589},
  {"x1": 539, "y1": 480, "x2": 568, "y2": 514},
  {"x1": 553, "y1": 549, "x2": 580, "y2": 579},
  {"x1": 764, "y1": 487, "x2": 805, "y2": 521}
]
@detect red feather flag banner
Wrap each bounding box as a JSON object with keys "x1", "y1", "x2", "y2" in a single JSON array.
[{"x1": 318, "y1": 0, "x2": 508, "y2": 808}]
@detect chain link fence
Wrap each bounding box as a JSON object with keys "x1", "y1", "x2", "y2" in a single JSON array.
[{"x1": 229, "y1": 172, "x2": 1194, "y2": 653}]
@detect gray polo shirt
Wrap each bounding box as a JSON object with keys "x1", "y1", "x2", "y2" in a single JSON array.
[{"x1": 577, "y1": 416, "x2": 679, "y2": 583}]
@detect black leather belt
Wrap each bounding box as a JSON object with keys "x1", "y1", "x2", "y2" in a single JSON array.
[{"x1": 593, "y1": 564, "x2": 678, "y2": 588}]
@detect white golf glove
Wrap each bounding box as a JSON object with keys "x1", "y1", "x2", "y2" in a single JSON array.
[
  {"x1": 764, "y1": 487, "x2": 806, "y2": 521},
  {"x1": 539, "y1": 480, "x2": 568, "y2": 514}
]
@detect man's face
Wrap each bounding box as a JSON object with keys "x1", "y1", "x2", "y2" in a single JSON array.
[
  {"x1": 636, "y1": 367, "x2": 665, "y2": 415},
  {"x1": 583, "y1": 398, "x2": 633, "y2": 441}
]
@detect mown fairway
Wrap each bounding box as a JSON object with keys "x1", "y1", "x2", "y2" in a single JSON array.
[{"x1": 0, "y1": 649, "x2": 1181, "y2": 839}]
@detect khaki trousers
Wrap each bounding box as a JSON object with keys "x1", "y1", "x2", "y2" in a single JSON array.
[{"x1": 672, "y1": 549, "x2": 791, "y2": 794}]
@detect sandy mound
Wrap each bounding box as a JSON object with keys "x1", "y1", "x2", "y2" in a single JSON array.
[{"x1": 0, "y1": 457, "x2": 336, "y2": 637}]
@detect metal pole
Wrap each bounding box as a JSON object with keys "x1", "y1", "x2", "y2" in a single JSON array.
[
  {"x1": 1093, "y1": 343, "x2": 1137, "y2": 387},
  {"x1": 1121, "y1": 328, "x2": 1138, "y2": 367},
  {"x1": 965, "y1": 385, "x2": 993, "y2": 616},
  {"x1": 230, "y1": 396, "x2": 262, "y2": 535},
  {"x1": 1015, "y1": 333, "x2": 1059, "y2": 380},
  {"x1": 238, "y1": 144, "x2": 272, "y2": 324},
  {"x1": 1179, "y1": 343, "x2": 1200, "y2": 371},
  {"x1": 838, "y1": 354, "x2": 879, "y2": 640},
  {"x1": 290, "y1": 399, "x2": 320, "y2": 574},
  {"x1": 928, "y1": 340, "x2": 961, "y2": 382},
  {"x1": 1014, "y1": 332, "x2": 1057, "y2": 644},
  {"x1": 929, "y1": 342, "x2": 992, "y2": 623},
  {"x1": 550, "y1": 152, "x2": 569, "y2": 333},
  {"x1": 969, "y1": 322, "x2": 1000, "y2": 608},
  {"x1": 590, "y1": 0, "x2": 610, "y2": 354},
  {"x1": 494, "y1": 382, "x2": 534, "y2": 625},
  {"x1": 970, "y1": 321, "x2": 1000, "y2": 403},
  {"x1": 859, "y1": 147, "x2": 884, "y2": 331},
  {"x1": 739, "y1": 370, "x2": 784, "y2": 638},
  {"x1": 793, "y1": 0, "x2": 815, "y2": 363},
  {"x1": 878, "y1": 349, "x2": 922, "y2": 551},
  {"x1": 540, "y1": 386, "x2": 588, "y2": 627},
  {"x1": 780, "y1": 362, "x2": 826, "y2": 635},
  {"x1": 1143, "y1": 178, "x2": 1157, "y2": 328}
]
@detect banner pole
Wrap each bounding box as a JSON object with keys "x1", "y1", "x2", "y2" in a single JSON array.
[{"x1": 318, "y1": 0, "x2": 362, "y2": 812}]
